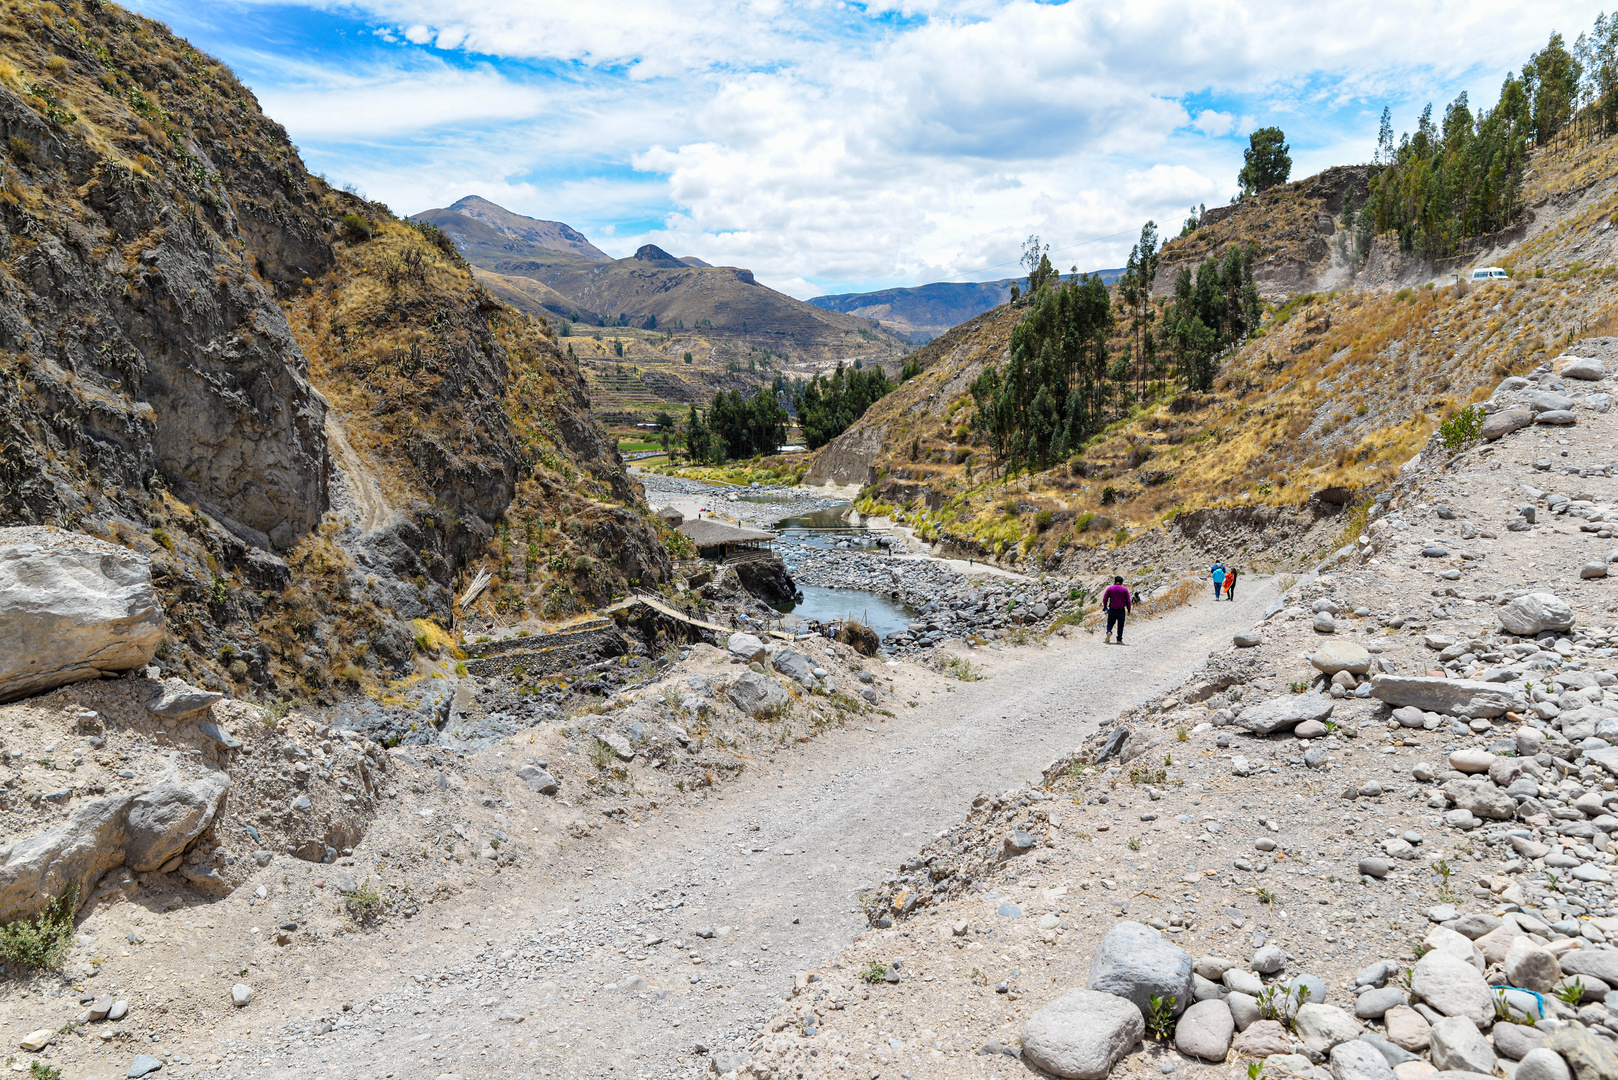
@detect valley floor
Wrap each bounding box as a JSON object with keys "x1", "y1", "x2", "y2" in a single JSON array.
[{"x1": 0, "y1": 568, "x2": 1265, "y2": 1080}]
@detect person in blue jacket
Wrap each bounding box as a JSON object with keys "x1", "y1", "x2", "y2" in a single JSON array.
[{"x1": 1210, "y1": 563, "x2": 1226, "y2": 600}]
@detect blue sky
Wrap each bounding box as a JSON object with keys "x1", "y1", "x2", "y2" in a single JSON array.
[{"x1": 130, "y1": 0, "x2": 1606, "y2": 298}]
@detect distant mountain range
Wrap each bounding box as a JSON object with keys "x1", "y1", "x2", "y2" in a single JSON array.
[
  {"x1": 808, "y1": 269, "x2": 1123, "y2": 342},
  {"x1": 411, "y1": 197, "x2": 908, "y2": 364}
]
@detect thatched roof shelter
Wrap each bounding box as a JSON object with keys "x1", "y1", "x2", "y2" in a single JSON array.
[{"x1": 676, "y1": 518, "x2": 777, "y2": 561}]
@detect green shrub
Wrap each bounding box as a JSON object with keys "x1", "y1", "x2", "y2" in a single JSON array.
[
  {"x1": 1100, "y1": 486, "x2": 1118, "y2": 506},
  {"x1": 1440, "y1": 404, "x2": 1485, "y2": 451},
  {"x1": 0, "y1": 884, "x2": 78, "y2": 970},
  {"x1": 340, "y1": 213, "x2": 373, "y2": 242}
]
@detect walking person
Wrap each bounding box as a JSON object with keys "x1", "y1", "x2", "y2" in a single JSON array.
[
  {"x1": 1210, "y1": 562, "x2": 1226, "y2": 601},
  {"x1": 1103, "y1": 575, "x2": 1132, "y2": 644},
  {"x1": 1225, "y1": 566, "x2": 1238, "y2": 601}
]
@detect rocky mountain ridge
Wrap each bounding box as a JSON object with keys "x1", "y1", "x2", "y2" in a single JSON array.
[
  {"x1": 0, "y1": 0, "x2": 668, "y2": 701},
  {"x1": 412, "y1": 198, "x2": 913, "y2": 368},
  {"x1": 807, "y1": 270, "x2": 1124, "y2": 344}
]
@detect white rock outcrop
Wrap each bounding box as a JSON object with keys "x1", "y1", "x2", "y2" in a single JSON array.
[{"x1": 0, "y1": 527, "x2": 164, "y2": 703}]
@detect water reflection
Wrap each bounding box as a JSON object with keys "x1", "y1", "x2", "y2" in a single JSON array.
[{"x1": 772, "y1": 584, "x2": 915, "y2": 638}]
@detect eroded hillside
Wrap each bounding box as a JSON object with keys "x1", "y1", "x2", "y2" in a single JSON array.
[
  {"x1": 414, "y1": 199, "x2": 912, "y2": 371},
  {"x1": 807, "y1": 137, "x2": 1618, "y2": 576},
  {"x1": 0, "y1": 0, "x2": 667, "y2": 700}
]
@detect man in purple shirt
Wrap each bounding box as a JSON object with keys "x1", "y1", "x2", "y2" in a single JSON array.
[{"x1": 1103, "y1": 575, "x2": 1132, "y2": 644}]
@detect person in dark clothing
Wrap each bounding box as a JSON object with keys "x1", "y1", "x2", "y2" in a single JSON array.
[
  {"x1": 1102, "y1": 575, "x2": 1132, "y2": 644},
  {"x1": 1225, "y1": 566, "x2": 1238, "y2": 601}
]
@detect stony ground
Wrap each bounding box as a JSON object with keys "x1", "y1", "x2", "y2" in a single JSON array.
[
  {"x1": 0, "y1": 564, "x2": 1264, "y2": 1080},
  {"x1": 20, "y1": 356, "x2": 1618, "y2": 1080},
  {"x1": 729, "y1": 355, "x2": 1618, "y2": 1080}
]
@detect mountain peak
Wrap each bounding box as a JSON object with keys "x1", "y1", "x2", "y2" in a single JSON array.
[
  {"x1": 631, "y1": 244, "x2": 685, "y2": 266},
  {"x1": 441, "y1": 196, "x2": 611, "y2": 262}
]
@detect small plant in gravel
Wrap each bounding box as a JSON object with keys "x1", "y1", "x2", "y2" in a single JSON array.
[
  {"x1": 345, "y1": 879, "x2": 383, "y2": 925},
  {"x1": 1145, "y1": 995, "x2": 1176, "y2": 1040},
  {"x1": 1288, "y1": 680, "x2": 1309, "y2": 694},
  {"x1": 1129, "y1": 766, "x2": 1167, "y2": 785},
  {"x1": 29, "y1": 1064, "x2": 61, "y2": 1080},
  {"x1": 589, "y1": 738, "x2": 615, "y2": 771},
  {"x1": 1555, "y1": 978, "x2": 1586, "y2": 1006},
  {"x1": 860, "y1": 960, "x2": 887, "y2": 984},
  {"x1": 1176, "y1": 726, "x2": 1189, "y2": 742},
  {"x1": 258, "y1": 698, "x2": 291, "y2": 729},
  {"x1": 1247, "y1": 1063, "x2": 1265, "y2": 1080},
  {"x1": 1256, "y1": 984, "x2": 1301, "y2": 1027},
  {"x1": 1255, "y1": 887, "x2": 1275, "y2": 905},
  {"x1": 944, "y1": 658, "x2": 980, "y2": 681},
  {"x1": 0, "y1": 885, "x2": 77, "y2": 970},
  {"x1": 1433, "y1": 859, "x2": 1455, "y2": 903},
  {"x1": 1127, "y1": 836, "x2": 1142, "y2": 851}
]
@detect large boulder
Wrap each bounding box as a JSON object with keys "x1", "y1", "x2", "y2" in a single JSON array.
[
  {"x1": 0, "y1": 770, "x2": 229, "y2": 923},
  {"x1": 124, "y1": 773, "x2": 232, "y2": 873},
  {"x1": 1502, "y1": 938, "x2": 1561, "y2": 993},
  {"x1": 1295, "y1": 1004, "x2": 1363, "y2": 1053},
  {"x1": 1174, "y1": 998, "x2": 1234, "y2": 1060},
  {"x1": 1517, "y1": 1048, "x2": 1574, "y2": 1080},
  {"x1": 731, "y1": 553, "x2": 797, "y2": 605},
  {"x1": 1498, "y1": 592, "x2": 1575, "y2": 636},
  {"x1": 0, "y1": 793, "x2": 133, "y2": 924},
  {"x1": 1330, "y1": 1040, "x2": 1398, "y2": 1080},
  {"x1": 1369, "y1": 675, "x2": 1528, "y2": 718},
  {"x1": 1555, "y1": 946, "x2": 1618, "y2": 987},
  {"x1": 726, "y1": 633, "x2": 767, "y2": 662},
  {"x1": 770, "y1": 649, "x2": 817, "y2": 688},
  {"x1": 1087, "y1": 920, "x2": 1195, "y2": 1018},
  {"x1": 1544, "y1": 1023, "x2": 1618, "y2": 1080},
  {"x1": 1481, "y1": 409, "x2": 1533, "y2": 440},
  {"x1": 1311, "y1": 641, "x2": 1371, "y2": 676},
  {"x1": 726, "y1": 671, "x2": 790, "y2": 717},
  {"x1": 0, "y1": 527, "x2": 164, "y2": 703},
  {"x1": 1237, "y1": 695, "x2": 1335, "y2": 736},
  {"x1": 1429, "y1": 1017, "x2": 1496, "y2": 1074},
  {"x1": 1411, "y1": 950, "x2": 1495, "y2": 1028},
  {"x1": 1021, "y1": 988, "x2": 1144, "y2": 1079},
  {"x1": 1560, "y1": 356, "x2": 1606, "y2": 381}
]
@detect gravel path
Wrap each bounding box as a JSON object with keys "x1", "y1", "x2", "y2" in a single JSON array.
[{"x1": 211, "y1": 585, "x2": 1272, "y2": 1080}]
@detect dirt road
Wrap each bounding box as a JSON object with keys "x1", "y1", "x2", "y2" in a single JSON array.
[{"x1": 208, "y1": 584, "x2": 1270, "y2": 1080}]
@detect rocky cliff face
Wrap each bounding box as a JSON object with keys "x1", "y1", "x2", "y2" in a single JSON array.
[
  {"x1": 0, "y1": 0, "x2": 668, "y2": 697},
  {"x1": 0, "y1": 4, "x2": 331, "y2": 548}
]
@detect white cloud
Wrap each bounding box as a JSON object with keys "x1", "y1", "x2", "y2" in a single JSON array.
[
  {"x1": 136, "y1": 0, "x2": 1608, "y2": 295},
  {"x1": 257, "y1": 63, "x2": 550, "y2": 138},
  {"x1": 1193, "y1": 110, "x2": 1236, "y2": 137}
]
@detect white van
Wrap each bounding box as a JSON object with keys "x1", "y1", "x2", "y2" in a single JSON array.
[{"x1": 1469, "y1": 266, "x2": 1510, "y2": 282}]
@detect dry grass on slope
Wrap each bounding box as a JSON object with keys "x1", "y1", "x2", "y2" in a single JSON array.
[
  {"x1": 839, "y1": 134, "x2": 1618, "y2": 573},
  {"x1": 287, "y1": 216, "x2": 671, "y2": 623}
]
